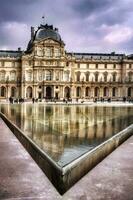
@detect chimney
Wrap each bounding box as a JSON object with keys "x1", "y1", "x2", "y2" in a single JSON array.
[
  {"x1": 55, "y1": 28, "x2": 58, "y2": 32},
  {"x1": 18, "y1": 47, "x2": 21, "y2": 51},
  {"x1": 31, "y1": 26, "x2": 35, "y2": 40}
]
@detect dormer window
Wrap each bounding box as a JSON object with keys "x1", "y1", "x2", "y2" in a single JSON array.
[
  {"x1": 66, "y1": 62, "x2": 69, "y2": 66},
  {"x1": 55, "y1": 48, "x2": 61, "y2": 57},
  {"x1": 37, "y1": 47, "x2": 43, "y2": 56},
  {"x1": 45, "y1": 48, "x2": 52, "y2": 57}
]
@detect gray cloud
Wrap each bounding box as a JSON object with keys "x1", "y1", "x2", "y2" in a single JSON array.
[
  {"x1": 70, "y1": 0, "x2": 114, "y2": 18},
  {"x1": 0, "y1": 0, "x2": 133, "y2": 54}
]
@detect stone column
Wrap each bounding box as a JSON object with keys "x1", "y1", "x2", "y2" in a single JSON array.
[
  {"x1": 100, "y1": 87, "x2": 103, "y2": 97},
  {"x1": 91, "y1": 87, "x2": 94, "y2": 98},
  {"x1": 109, "y1": 87, "x2": 112, "y2": 97},
  {"x1": 121, "y1": 62, "x2": 127, "y2": 97},
  {"x1": 60, "y1": 86, "x2": 63, "y2": 99},
  {"x1": 34, "y1": 85, "x2": 38, "y2": 98},
  {"x1": 43, "y1": 86, "x2": 46, "y2": 98},
  {"x1": 53, "y1": 69, "x2": 55, "y2": 81},
  {"x1": 6, "y1": 86, "x2": 10, "y2": 99},
  {"x1": 71, "y1": 85, "x2": 75, "y2": 99},
  {"x1": 81, "y1": 86, "x2": 85, "y2": 98}
]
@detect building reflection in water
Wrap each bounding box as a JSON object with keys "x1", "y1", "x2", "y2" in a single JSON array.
[{"x1": 0, "y1": 104, "x2": 133, "y2": 166}]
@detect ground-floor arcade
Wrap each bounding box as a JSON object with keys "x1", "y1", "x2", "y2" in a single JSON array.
[{"x1": 0, "y1": 84, "x2": 133, "y2": 101}]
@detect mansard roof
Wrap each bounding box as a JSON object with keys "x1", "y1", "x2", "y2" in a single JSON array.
[
  {"x1": 67, "y1": 52, "x2": 125, "y2": 60},
  {"x1": 0, "y1": 50, "x2": 22, "y2": 58}
]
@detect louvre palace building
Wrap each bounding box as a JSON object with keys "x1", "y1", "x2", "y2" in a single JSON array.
[{"x1": 0, "y1": 22, "x2": 133, "y2": 101}]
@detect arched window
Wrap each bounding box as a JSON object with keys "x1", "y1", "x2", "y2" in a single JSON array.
[
  {"x1": 86, "y1": 72, "x2": 90, "y2": 82},
  {"x1": 104, "y1": 72, "x2": 108, "y2": 82},
  {"x1": 46, "y1": 86, "x2": 52, "y2": 98},
  {"x1": 104, "y1": 87, "x2": 109, "y2": 97},
  {"x1": 11, "y1": 87, "x2": 16, "y2": 97},
  {"x1": 85, "y1": 87, "x2": 90, "y2": 97},
  {"x1": 64, "y1": 87, "x2": 71, "y2": 98},
  {"x1": 76, "y1": 87, "x2": 81, "y2": 97},
  {"x1": 95, "y1": 87, "x2": 99, "y2": 97},
  {"x1": 95, "y1": 72, "x2": 99, "y2": 82},
  {"x1": 26, "y1": 87, "x2": 32, "y2": 98},
  {"x1": 76, "y1": 72, "x2": 80, "y2": 82},
  {"x1": 46, "y1": 70, "x2": 52, "y2": 81},
  {"x1": 1, "y1": 86, "x2": 6, "y2": 97},
  {"x1": 128, "y1": 71, "x2": 133, "y2": 82},
  {"x1": 103, "y1": 87, "x2": 109, "y2": 97},
  {"x1": 127, "y1": 87, "x2": 132, "y2": 97},
  {"x1": 112, "y1": 87, "x2": 117, "y2": 97},
  {"x1": 112, "y1": 72, "x2": 117, "y2": 82}
]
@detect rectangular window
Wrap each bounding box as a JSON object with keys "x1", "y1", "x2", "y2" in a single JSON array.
[
  {"x1": 113, "y1": 74, "x2": 116, "y2": 82},
  {"x1": 129, "y1": 64, "x2": 132, "y2": 69},
  {"x1": 12, "y1": 62, "x2": 15, "y2": 67},
  {"x1": 45, "y1": 48, "x2": 52, "y2": 57},
  {"x1": 38, "y1": 71, "x2": 43, "y2": 81},
  {"x1": 27, "y1": 71, "x2": 32, "y2": 81},
  {"x1": 0, "y1": 71, "x2": 5, "y2": 81},
  {"x1": 96, "y1": 64, "x2": 98, "y2": 69},
  {"x1": 10, "y1": 72, "x2": 16, "y2": 81},
  {"x1": 37, "y1": 48, "x2": 43, "y2": 56},
  {"x1": 66, "y1": 62, "x2": 69, "y2": 66},
  {"x1": 1, "y1": 61, "x2": 5, "y2": 67},
  {"x1": 29, "y1": 60, "x2": 32, "y2": 66},
  {"x1": 46, "y1": 71, "x2": 52, "y2": 80},
  {"x1": 77, "y1": 63, "x2": 80, "y2": 68},
  {"x1": 55, "y1": 48, "x2": 61, "y2": 57},
  {"x1": 95, "y1": 74, "x2": 98, "y2": 82}
]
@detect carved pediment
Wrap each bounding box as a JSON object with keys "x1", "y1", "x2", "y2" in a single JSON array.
[
  {"x1": 36, "y1": 38, "x2": 60, "y2": 46},
  {"x1": 45, "y1": 39, "x2": 57, "y2": 43}
]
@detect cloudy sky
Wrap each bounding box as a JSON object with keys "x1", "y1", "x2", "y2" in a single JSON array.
[{"x1": 0, "y1": 0, "x2": 133, "y2": 54}]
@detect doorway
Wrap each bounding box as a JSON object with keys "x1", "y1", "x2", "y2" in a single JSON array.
[{"x1": 46, "y1": 86, "x2": 52, "y2": 99}]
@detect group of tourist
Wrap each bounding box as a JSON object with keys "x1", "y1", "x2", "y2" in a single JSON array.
[
  {"x1": 9, "y1": 97, "x2": 25, "y2": 104},
  {"x1": 8, "y1": 96, "x2": 133, "y2": 104}
]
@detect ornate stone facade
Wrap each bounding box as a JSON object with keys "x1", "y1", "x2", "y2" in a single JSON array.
[{"x1": 0, "y1": 23, "x2": 133, "y2": 101}]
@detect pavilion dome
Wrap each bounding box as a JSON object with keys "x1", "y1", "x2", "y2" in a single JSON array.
[
  {"x1": 27, "y1": 23, "x2": 64, "y2": 52},
  {"x1": 35, "y1": 24, "x2": 62, "y2": 42}
]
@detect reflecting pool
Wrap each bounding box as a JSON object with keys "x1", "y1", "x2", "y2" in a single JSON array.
[{"x1": 0, "y1": 103, "x2": 133, "y2": 166}]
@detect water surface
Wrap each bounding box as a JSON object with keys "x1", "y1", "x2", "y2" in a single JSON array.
[{"x1": 0, "y1": 103, "x2": 133, "y2": 166}]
